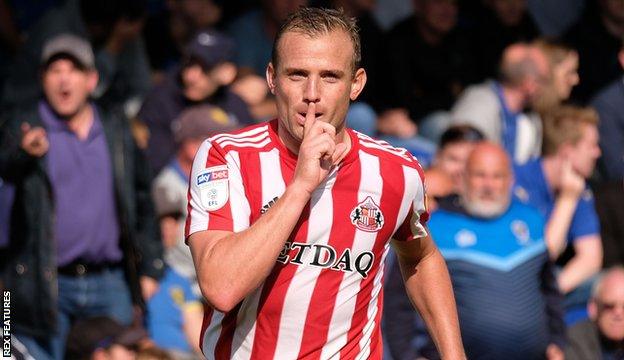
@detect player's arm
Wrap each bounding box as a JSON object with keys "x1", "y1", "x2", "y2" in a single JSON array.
[
  {"x1": 189, "y1": 103, "x2": 348, "y2": 312},
  {"x1": 391, "y1": 233, "x2": 465, "y2": 360},
  {"x1": 557, "y1": 234, "x2": 602, "y2": 294},
  {"x1": 189, "y1": 184, "x2": 311, "y2": 312}
]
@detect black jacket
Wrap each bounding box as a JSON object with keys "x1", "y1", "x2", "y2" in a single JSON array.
[{"x1": 0, "y1": 102, "x2": 164, "y2": 339}]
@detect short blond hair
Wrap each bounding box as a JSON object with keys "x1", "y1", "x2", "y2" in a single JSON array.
[
  {"x1": 271, "y1": 7, "x2": 361, "y2": 74},
  {"x1": 542, "y1": 105, "x2": 599, "y2": 156}
]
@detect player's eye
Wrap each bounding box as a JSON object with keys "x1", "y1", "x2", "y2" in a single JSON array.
[{"x1": 288, "y1": 71, "x2": 306, "y2": 81}]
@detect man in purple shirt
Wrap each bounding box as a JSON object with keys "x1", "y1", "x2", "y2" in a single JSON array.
[{"x1": 0, "y1": 34, "x2": 163, "y2": 360}]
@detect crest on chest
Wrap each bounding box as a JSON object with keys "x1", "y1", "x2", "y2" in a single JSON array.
[{"x1": 350, "y1": 196, "x2": 384, "y2": 232}]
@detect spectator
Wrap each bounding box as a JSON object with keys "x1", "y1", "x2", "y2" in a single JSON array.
[
  {"x1": 426, "y1": 142, "x2": 565, "y2": 358},
  {"x1": 0, "y1": 34, "x2": 163, "y2": 360},
  {"x1": 148, "y1": 105, "x2": 239, "y2": 360},
  {"x1": 514, "y1": 105, "x2": 603, "y2": 318},
  {"x1": 450, "y1": 42, "x2": 549, "y2": 164},
  {"x1": 379, "y1": 0, "x2": 477, "y2": 141},
  {"x1": 146, "y1": 266, "x2": 203, "y2": 358},
  {"x1": 137, "y1": 29, "x2": 253, "y2": 174},
  {"x1": 566, "y1": 266, "x2": 624, "y2": 359},
  {"x1": 470, "y1": 0, "x2": 540, "y2": 81},
  {"x1": 151, "y1": 104, "x2": 238, "y2": 293},
  {"x1": 65, "y1": 316, "x2": 148, "y2": 360},
  {"x1": 1, "y1": 0, "x2": 151, "y2": 117},
  {"x1": 591, "y1": 40, "x2": 624, "y2": 268},
  {"x1": 564, "y1": 0, "x2": 624, "y2": 103},
  {"x1": 532, "y1": 39, "x2": 580, "y2": 114},
  {"x1": 382, "y1": 127, "x2": 483, "y2": 359},
  {"x1": 428, "y1": 124, "x2": 485, "y2": 193}
]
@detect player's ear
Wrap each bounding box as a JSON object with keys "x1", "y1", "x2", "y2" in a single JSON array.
[
  {"x1": 349, "y1": 68, "x2": 367, "y2": 101},
  {"x1": 266, "y1": 62, "x2": 276, "y2": 95}
]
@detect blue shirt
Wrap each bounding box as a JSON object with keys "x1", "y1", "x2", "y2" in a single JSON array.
[
  {"x1": 513, "y1": 158, "x2": 600, "y2": 246},
  {"x1": 493, "y1": 82, "x2": 520, "y2": 159},
  {"x1": 147, "y1": 267, "x2": 202, "y2": 352},
  {"x1": 430, "y1": 198, "x2": 562, "y2": 358},
  {"x1": 40, "y1": 100, "x2": 121, "y2": 266}
]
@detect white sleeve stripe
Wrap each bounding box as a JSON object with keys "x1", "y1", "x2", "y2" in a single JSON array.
[
  {"x1": 211, "y1": 125, "x2": 269, "y2": 142},
  {"x1": 217, "y1": 138, "x2": 272, "y2": 149},
  {"x1": 226, "y1": 151, "x2": 251, "y2": 232},
  {"x1": 188, "y1": 140, "x2": 212, "y2": 235},
  {"x1": 214, "y1": 132, "x2": 268, "y2": 145}
]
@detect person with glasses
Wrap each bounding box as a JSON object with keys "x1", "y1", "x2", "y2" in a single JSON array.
[{"x1": 566, "y1": 267, "x2": 624, "y2": 359}]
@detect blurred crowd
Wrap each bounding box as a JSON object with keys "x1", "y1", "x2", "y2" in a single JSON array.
[{"x1": 0, "y1": 0, "x2": 623, "y2": 359}]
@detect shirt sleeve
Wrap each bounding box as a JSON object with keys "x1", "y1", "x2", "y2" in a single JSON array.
[
  {"x1": 569, "y1": 189, "x2": 600, "y2": 242},
  {"x1": 184, "y1": 139, "x2": 250, "y2": 239},
  {"x1": 393, "y1": 162, "x2": 429, "y2": 242}
]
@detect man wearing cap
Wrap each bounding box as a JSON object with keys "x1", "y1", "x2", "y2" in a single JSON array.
[
  {"x1": 152, "y1": 104, "x2": 238, "y2": 294},
  {"x1": 138, "y1": 29, "x2": 254, "y2": 174},
  {"x1": 1, "y1": 0, "x2": 151, "y2": 115},
  {"x1": 147, "y1": 105, "x2": 238, "y2": 357},
  {"x1": 0, "y1": 34, "x2": 163, "y2": 360}
]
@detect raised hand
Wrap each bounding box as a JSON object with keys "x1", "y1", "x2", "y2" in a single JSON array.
[
  {"x1": 292, "y1": 102, "x2": 349, "y2": 195},
  {"x1": 20, "y1": 122, "x2": 49, "y2": 158},
  {"x1": 559, "y1": 158, "x2": 584, "y2": 199}
]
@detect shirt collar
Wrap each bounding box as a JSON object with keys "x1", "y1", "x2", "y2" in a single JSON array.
[{"x1": 38, "y1": 99, "x2": 102, "y2": 141}]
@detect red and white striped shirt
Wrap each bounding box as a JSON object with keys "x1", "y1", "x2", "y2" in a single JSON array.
[{"x1": 185, "y1": 120, "x2": 428, "y2": 360}]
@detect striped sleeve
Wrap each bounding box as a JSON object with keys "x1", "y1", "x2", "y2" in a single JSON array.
[
  {"x1": 394, "y1": 162, "x2": 429, "y2": 242},
  {"x1": 185, "y1": 139, "x2": 249, "y2": 238}
]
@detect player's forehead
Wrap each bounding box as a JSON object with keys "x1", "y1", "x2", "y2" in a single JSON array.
[{"x1": 276, "y1": 30, "x2": 354, "y2": 71}]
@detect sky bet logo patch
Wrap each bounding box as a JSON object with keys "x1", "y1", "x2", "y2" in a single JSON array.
[
  {"x1": 198, "y1": 165, "x2": 229, "y2": 211},
  {"x1": 197, "y1": 168, "x2": 229, "y2": 186}
]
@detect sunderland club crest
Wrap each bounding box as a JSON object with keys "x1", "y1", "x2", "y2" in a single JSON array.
[{"x1": 350, "y1": 196, "x2": 384, "y2": 232}]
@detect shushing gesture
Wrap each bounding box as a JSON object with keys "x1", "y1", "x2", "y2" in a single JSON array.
[
  {"x1": 20, "y1": 122, "x2": 49, "y2": 158},
  {"x1": 292, "y1": 102, "x2": 349, "y2": 195}
]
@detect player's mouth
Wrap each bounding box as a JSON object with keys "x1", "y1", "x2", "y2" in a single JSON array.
[{"x1": 296, "y1": 112, "x2": 323, "y2": 125}]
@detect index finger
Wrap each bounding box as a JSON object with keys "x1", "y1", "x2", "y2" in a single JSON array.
[{"x1": 303, "y1": 102, "x2": 316, "y2": 138}]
